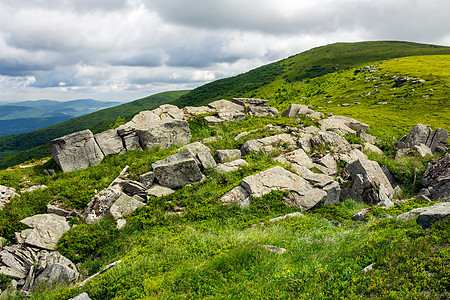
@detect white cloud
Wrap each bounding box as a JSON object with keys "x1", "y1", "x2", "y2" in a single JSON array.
[{"x1": 0, "y1": 0, "x2": 449, "y2": 102}]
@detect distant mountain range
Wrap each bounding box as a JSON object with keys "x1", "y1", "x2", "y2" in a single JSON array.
[{"x1": 0, "y1": 99, "x2": 122, "y2": 135}]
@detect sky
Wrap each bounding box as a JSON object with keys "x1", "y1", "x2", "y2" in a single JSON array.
[{"x1": 1, "y1": 0, "x2": 449, "y2": 103}]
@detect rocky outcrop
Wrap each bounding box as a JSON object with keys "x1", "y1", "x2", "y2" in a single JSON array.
[
  {"x1": 419, "y1": 153, "x2": 450, "y2": 201},
  {"x1": 0, "y1": 185, "x2": 18, "y2": 210},
  {"x1": 219, "y1": 186, "x2": 251, "y2": 208},
  {"x1": 275, "y1": 149, "x2": 314, "y2": 169},
  {"x1": 397, "y1": 202, "x2": 450, "y2": 228},
  {"x1": 134, "y1": 119, "x2": 191, "y2": 150},
  {"x1": 282, "y1": 104, "x2": 323, "y2": 119},
  {"x1": 319, "y1": 115, "x2": 370, "y2": 135},
  {"x1": 232, "y1": 98, "x2": 278, "y2": 117},
  {"x1": 20, "y1": 214, "x2": 71, "y2": 251},
  {"x1": 241, "y1": 134, "x2": 297, "y2": 156},
  {"x1": 94, "y1": 129, "x2": 125, "y2": 156},
  {"x1": 397, "y1": 124, "x2": 448, "y2": 157},
  {"x1": 183, "y1": 106, "x2": 214, "y2": 119},
  {"x1": 240, "y1": 166, "x2": 335, "y2": 211},
  {"x1": 51, "y1": 130, "x2": 105, "y2": 173},
  {"x1": 152, "y1": 150, "x2": 204, "y2": 189},
  {"x1": 216, "y1": 159, "x2": 249, "y2": 173},
  {"x1": 341, "y1": 157, "x2": 394, "y2": 207},
  {"x1": 108, "y1": 194, "x2": 146, "y2": 220},
  {"x1": 182, "y1": 142, "x2": 217, "y2": 170},
  {"x1": 0, "y1": 245, "x2": 78, "y2": 291},
  {"x1": 217, "y1": 149, "x2": 242, "y2": 163}
]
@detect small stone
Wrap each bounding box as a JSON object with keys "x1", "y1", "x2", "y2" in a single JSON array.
[
  {"x1": 262, "y1": 245, "x2": 286, "y2": 254},
  {"x1": 116, "y1": 219, "x2": 127, "y2": 229}
]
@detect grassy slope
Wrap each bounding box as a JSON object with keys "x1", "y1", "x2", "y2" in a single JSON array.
[
  {"x1": 0, "y1": 116, "x2": 447, "y2": 299},
  {"x1": 258, "y1": 55, "x2": 450, "y2": 139},
  {"x1": 0, "y1": 90, "x2": 188, "y2": 169},
  {"x1": 173, "y1": 41, "x2": 450, "y2": 108}
]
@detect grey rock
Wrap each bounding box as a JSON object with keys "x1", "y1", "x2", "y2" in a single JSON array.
[
  {"x1": 290, "y1": 165, "x2": 341, "y2": 206},
  {"x1": 83, "y1": 187, "x2": 123, "y2": 224},
  {"x1": 217, "y1": 108, "x2": 245, "y2": 122},
  {"x1": 202, "y1": 136, "x2": 222, "y2": 143},
  {"x1": 275, "y1": 149, "x2": 314, "y2": 169},
  {"x1": 216, "y1": 159, "x2": 249, "y2": 173},
  {"x1": 381, "y1": 165, "x2": 396, "y2": 187},
  {"x1": 352, "y1": 208, "x2": 370, "y2": 221},
  {"x1": 79, "y1": 260, "x2": 121, "y2": 287},
  {"x1": 262, "y1": 245, "x2": 286, "y2": 254},
  {"x1": 241, "y1": 134, "x2": 297, "y2": 156},
  {"x1": 204, "y1": 115, "x2": 224, "y2": 125},
  {"x1": 197, "y1": 151, "x2": 217, "y2": 170},
  {"x1": 310, "y1": 131, "x2": 350, "y2": 152},
  {"x1": 420, "y1": 153, "x2": 450, "y2": 201},
  {"x1": 94, "y1": 129, "x2": 125, "y2": 156},
  {"x1": 146, "y1": 185, "x2": 175, "y2": 197},
  {"x1": 46, "y1": 204, "x2": 76, "y2": 218},
  {"x1": 183, "y1": 106, "x2": 215, "y2": 119},
  {"x1": 364, "y1": 143, "x2": 383, "y2": 155},
  {"x1": 33, "y1": 251, "x2": 79, "y2": 289},
  {"x1": 397, "y1": 124, "x2": 448, "y2": 156},
  {"x1": 241, "y1": 166, "x2": 329, "y2": 211},
  {"x1": 315, "y1": 154, "x2": 338, "y2": 175},
  {"x1": 136, "y1": 119, "x2": 191, "y2": 149},
  {"x1": 397, "y1": 206, "x2": 432, "y2": 221},
  {"x1": 0, "y1": 185, "x2": 19, "y2": 210},
  {"x1": 182, "y1": 142, "x2": 216, "y2": 169},
  {"x1": 363, "y1": 263, "x2": 375, "y2": 272},
  {"x1": 217, "y1": 149, "x2": 242, "y2": 163},
  {"x1": 341, "y1": 157, "x2": 394, "y2": 206},
  {"x1": 70, "y1": 293, "x2": 92, "y2": 300},
  {"x1": 139, "y1": 171, "x2": 155, "y2": 189},
  {"x1": 320, "y1": 115, "x2": 370, "y2": 135},
  {"x1": 356, "y1": 130, "x2": 380, "y2": 144},
  {"x1": 208, "y1": 99, "x2": 244, "y2": 111},
  {"x1": 268, "y1": 212, "x2": 304, "y2": 223},
  {"x1": 416, "y1": 203, "x2": 450, "y2": 228},
  {"x1": 121, "y1": 180, "x2": 147, "y2": 195},
  {"x1": 20, "y1": 214, "x2": 70, "y2": 250},
  {"x1": 413, "y1": 143, "x2": 432, "y2": 157},
  {"x1": 219, "y1": 186, "x2": 251, "y2": 208},
  {"x1": 152, "y1": 150, "x2": 204, "y2": 189},
  {"x1": 121, "y1": 132, "x2": 142, "y2": 151},
  {"x1": 335, "y1": 149, "x2": 367, "y2": 165},
  {"x1": 281, "y1": 104, "x2": 323, "y2": 119},
  {"x1": 108, "y1": 193, "x2": 146, "y2": 220},
  {"x1": 232, "y1": 98, "x2": 278, "y2": 117},
  {"x1": 51, "y1": 129, "x2": 104, "y2": 172},
  {"x1": 116, "y1": 219, "x2": 127, "y2": 229},
  {"x1": 0, "y1": 266, "x2": 27, "y2": 280}
]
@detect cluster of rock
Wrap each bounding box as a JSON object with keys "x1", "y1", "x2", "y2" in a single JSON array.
[
  {"x1": 51, "y1": 99, "x2": 278, "y2": 173},
  {"x1": 392, "y1": 75, "x2": 425, "y2": 87},
  {"x1": 396, "y1": 123, "x2": 448, "y2": 158},
  {"x1": 0, "y1": 211, "x2": 77, "y2": 294}
]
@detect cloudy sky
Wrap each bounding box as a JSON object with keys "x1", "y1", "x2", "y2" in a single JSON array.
[{"x1": 1, "y1": 0, "x2": 449, "y2": 103}]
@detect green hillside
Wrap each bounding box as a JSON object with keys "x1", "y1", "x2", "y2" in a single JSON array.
[
  {"x1": 0, "y1": 90, "x2": 188, "y2": 169},
  {"x1": 173, "y1": 41, "x2": 450, "y2": 108}
]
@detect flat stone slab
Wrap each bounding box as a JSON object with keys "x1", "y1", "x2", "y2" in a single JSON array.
[
  {"x1": 241, "y1": 166, "x2": 328, "y2": 211},
  {"x1": 51, "y1": 129, "x2": 104, "y2": 172},
  {"x1": 20, "y1": 214, "x2": 70, "y2": 250},
  {"x1": 108, "y1": 194, "x2": 146, "y2": 220},
  {"x1": 146, "y1": 185, "x2": 175, "y2": 197}
]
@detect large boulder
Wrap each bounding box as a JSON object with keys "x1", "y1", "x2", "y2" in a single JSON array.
[
  {"x1": 420, "y1": 153, "x2": 450, "y2": 201},
  {"x1": 416, "y1": 203, "x2": 450, "y2": 228},
  {"x1": 216, "y1": 159, "x2": 249, "y2": 173},
  {"x1": 320, "y1": 115, "x2": 370, "y2": 135},
  {"x1": 183, "y1": 106, "x2": 215, "y2": 119},
  {"x1": 232, "y1": 98, "x2": 278, "y2": 117},
  {"x1": 281, "y1": 104, "x2": 323, "y2": 119},
  {"x1": 240, "y1": 166, "x2": 332, "y2": 210},
  {"x1": 108, "y1": 194, "x2": 146, "y2": 220},
  {"x1": 275, "y1": 149, "x2": 314, "y2": 169},
  {"x1": 152, "y1": 150, "x2": 204, "y2": 189},
  {"x1": 181, "y1": 142, "x2": 216, "y2": 170},
  {"x1": 290, "y1": 165, "x2": 341, "y2": 205},
  {"x1": 51, "y1": 130, "x2": 104, "y2": 172},
  {"x1": 341, "y1": 157, "x2": 394, "y2": 207},
  {"x1": 0, "y1": 185, "x2": 19, "y2": 210},
  {"x1": 397, "y1": 124, "x2": 448, "y2": 157},
  {"x1": 136, "y1": 119, "x2": 191, "y2": 149},
  {"x1": 310, "y1": 131, "x2": 351, "y2": 152},
  {"x1": 0, "y1": 246, "x2": 78, "y2": 291},
  {"x1": 219, "y1": 186, "x2": 251, "y2": 208},
  {"x1": 217, "y1": 149, "x2": 242, "y2": 163},
  {"x1": 20, "y1": 214, "x2": 70, "y2": 250},
  {"x1": 241, "y1": 134, "x2": 297, "y2": 156},
  {"x1": 32, "y1": 251, "x2": 79, "y2": 290},
  {"x1": 94, "y1": 129, "x2": 125, "y2": 156}
]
